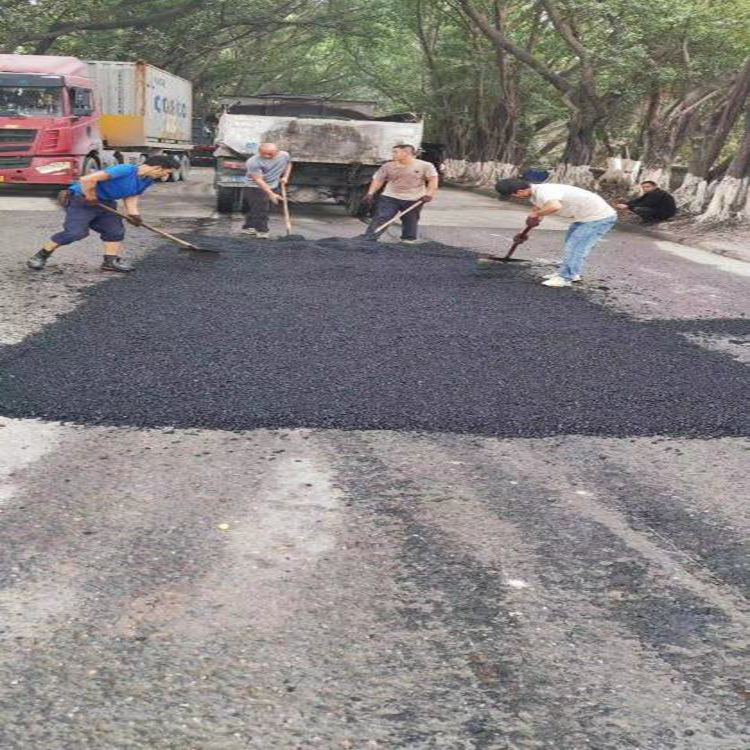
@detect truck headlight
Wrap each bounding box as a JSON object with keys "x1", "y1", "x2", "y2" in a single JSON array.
[{"x1": 35, "y1": 161, "x2": 74, "y2": 174}]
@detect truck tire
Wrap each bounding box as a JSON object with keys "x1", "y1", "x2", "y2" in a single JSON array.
[
  {"x1": 178, "y1": 155, "x2": 191, "y2": 182},
  {"x1": 217, "y1": 186, "x2": 238, "y2": 214},
  {"x1": 81, "y1": 155, "x2": 100, "y2": 176},
  {"x1": 168, "y1": 158, "x2": 181, "y2": 182}
]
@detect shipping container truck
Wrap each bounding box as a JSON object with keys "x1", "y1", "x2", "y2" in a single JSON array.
[
  {"x1": 213, "y1": 95, "x2": 424, "y2": 216},
  {"x1": 0, "y1": 54, "x2": 193, "y2": 187}
]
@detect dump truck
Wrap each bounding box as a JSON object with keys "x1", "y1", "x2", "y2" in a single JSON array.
[
  {"x1": 213, "y1": 95, "x2": 424, "y2": 215},
  {"x1": 0, "y1": 54, "x2": 193, "y2": 187}
]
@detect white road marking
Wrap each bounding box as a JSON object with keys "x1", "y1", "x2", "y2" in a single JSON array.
[{"x1": 654, "y1": 239, "x2": 750, "y2": 278}]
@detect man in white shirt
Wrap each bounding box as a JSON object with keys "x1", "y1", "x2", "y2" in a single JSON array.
[{"x1": 495, "y1": 179, "x2": 617, "y2": 287}]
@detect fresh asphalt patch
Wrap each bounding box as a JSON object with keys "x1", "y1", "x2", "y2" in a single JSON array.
[{"x1": 0, "y1": 236, "x2": 748, "y2": 437}]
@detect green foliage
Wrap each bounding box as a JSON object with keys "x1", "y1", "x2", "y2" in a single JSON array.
[{"x1": 1, "y1": 0, "x2": 748, "y2": 168}]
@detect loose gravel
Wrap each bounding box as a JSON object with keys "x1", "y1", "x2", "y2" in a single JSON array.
[{"x1": 0, "y1": 236, "x2": 747, "y2": 437}]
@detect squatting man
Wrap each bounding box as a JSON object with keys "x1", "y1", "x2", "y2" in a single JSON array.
[
  {"x1": 28, "y1": 155, "x2": 178, "y2": 273},
  {"x1": 495, "y1": 178, "x2": 617, "y2": 287}
]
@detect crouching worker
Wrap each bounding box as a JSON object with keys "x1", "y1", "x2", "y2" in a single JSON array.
[
  {"x1": 615, "y1": 181, "x2": 677, "y2": 224},
  {"x1": 362, "y1": 144, "x2": 438, "y2": 244},
  {"x1": 495, "y1": 178, "x2": 617, "y2": 287},
  {"x1": 27, "y1": 154, "x2": 178, "y2": 273}
]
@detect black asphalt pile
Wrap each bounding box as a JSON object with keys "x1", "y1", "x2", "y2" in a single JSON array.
[{"x1": 0, "y1": 236, "x2": 748, "y2": 437}]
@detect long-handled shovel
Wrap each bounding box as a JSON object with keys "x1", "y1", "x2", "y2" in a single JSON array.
[
  {"x1": 477, "y1": 223, "x2": 534, "y2": 266},
  {"x1": 279, "y1": 184, "x2": 306, "y2": 241},
  {"x1": 97, "y1": 203, "x2": 217, "y2": 253},
  {"x1": 374, "y1": 199, "x2": 425, "y2": 235}
]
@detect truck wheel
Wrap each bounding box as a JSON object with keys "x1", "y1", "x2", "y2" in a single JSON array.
[
  {"x1": 81, "y1": 155, "x2": 100, "y2": 176},
  {"x1": 168, "y1": 159, "x2": 181, "y2": 182},
  {"x1": 217, "y1": 186, "x2": 237, "y2": 214},
  {"x1": 178, "y1": 155, "x2": 191, "y2": 182}
]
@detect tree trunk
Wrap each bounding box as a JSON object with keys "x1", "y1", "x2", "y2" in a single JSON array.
[
  {"x1": 699, "y1": 110, "x2": 750, "y2": 222},
  {"x1": 457, "y1": 0, "x2": 607, "y2": 186},
  {"x1": 675, "y1": 58, "x2": 750, "y2": 211},
  {"x1": 550, "y1": 97, "x2": 601, "y2": 187},
  {"x1": 638, "y1": 91, "x2": 674, "y2": 187}
]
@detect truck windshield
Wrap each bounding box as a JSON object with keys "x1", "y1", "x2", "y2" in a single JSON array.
[{"x1": 0, "y1": 87, "x2": 63, "y2": 117}]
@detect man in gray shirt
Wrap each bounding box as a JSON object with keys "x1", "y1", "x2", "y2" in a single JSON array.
[{"x1": 242, "y1": 143, "x2": 292, "y2": 238}]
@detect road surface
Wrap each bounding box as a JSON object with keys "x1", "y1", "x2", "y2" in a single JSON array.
[{"x1": 0, "y1": 170, "x2": 748, "y2": 749}]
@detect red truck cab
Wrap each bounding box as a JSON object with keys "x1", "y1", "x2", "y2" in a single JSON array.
[{"x1": 0, "y1": 55, "x2": 102, "y2": 186}]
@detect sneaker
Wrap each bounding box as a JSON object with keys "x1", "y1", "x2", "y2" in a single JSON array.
[
  {"x1": 255, "y1": 232, "x2": 270, "y2": 240},
  {"x1": 401, "y1": 239, "x2": 419, "y2": 245},
  {"x1": 541, "y1": 274, "x2": 572, "y2": 288},
  {"x1": 101, "y1": 256, "x2": 134, "y2": 273},
  {"x1": 27, "y1": 249, "x2": 52, "y2": 270},
  {"x1": 543, "y1": 271, "x2": 581, "y2": 282},
  {"x1": 241, "y1": 227, "x2": 258, "y2": 236}
]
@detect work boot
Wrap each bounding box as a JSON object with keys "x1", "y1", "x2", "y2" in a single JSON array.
[
  {"x1": 27, "y1": 248, "x2": 53, "y2": 270},
  {"x1": 101, "y1": 255, "x2": 134, "y2": 273}
]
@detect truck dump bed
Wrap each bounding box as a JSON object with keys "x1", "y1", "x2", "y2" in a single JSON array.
[
  {"x1": 215, "y1": 96, "x2": 423, "y2": 164},
  {"x1": 213, "y1": 95, "x2": 424, "y2": 214}
]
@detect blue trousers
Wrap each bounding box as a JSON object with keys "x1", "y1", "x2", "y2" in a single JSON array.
[
  {"x1": 558, "y1": 215, "x2": 617, "y2": 279},
  {"x1": 51, "y1": 196, "x2": 125, "y2": 245},
  {"x1": 364, "y1": 195, "x2": 423, "y2": 240}
]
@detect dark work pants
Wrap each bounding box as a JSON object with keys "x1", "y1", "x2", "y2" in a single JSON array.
[
  {"x1": 243, "y1": 188, "x2": 270, "y2": 232},
  {"x1": 51, "y1": 196, "x2": 124, "y2": 245},
  {"x1": 364, "y1": 195, "x2": 423, "y2": 240},
  {"x1": 632, "y1": 206, "x2": 668, "y2": 224}
]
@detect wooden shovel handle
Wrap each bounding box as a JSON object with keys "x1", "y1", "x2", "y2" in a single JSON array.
[
  {"x1": 281, "y1": 183, "x2": 292, "y2": 234},
  {"x1": 96, "y1": 202, "x2": 197, "y2": 249},
  {"x1": 374, "y1": 199, "x2": 424, "y2": 234}
]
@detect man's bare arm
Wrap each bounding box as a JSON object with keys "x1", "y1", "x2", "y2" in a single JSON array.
[
  {"x1": 249, "y1": 173, "x2": 281, "y2": 202},
  {"x1": 530, "y1": 200, "x2": 563, "y2": 218},
  {"x1": 366, "y1": 177, "x2": 385, "y2": 197},
  {"x1": 79, "y1": 171, "x2": 111, "y2": 202},
  {"x1": 425, "y1": 175, "x2": 439, "y2": 198},
  {"x1": 122, "y1": 195, "x2": 139, "y2": 215}
]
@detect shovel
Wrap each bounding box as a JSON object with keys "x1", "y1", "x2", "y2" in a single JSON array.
[
  {"x1": 96, "y1": 203, "x2": 217, "y2": 253},
  {"x1": 279, "y1": 184, "x2": 306, "y2": 241},
  {"x1": 374, "y1": 198, "x2": 425, "y2": 235},
  {"x1": 477, "y1": 223, "x2": 534, "y2": 266}
]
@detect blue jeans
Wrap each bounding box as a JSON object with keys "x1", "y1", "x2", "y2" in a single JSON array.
[{"x1": 558, "y1": 215, "x2": 617, "y2": 279}]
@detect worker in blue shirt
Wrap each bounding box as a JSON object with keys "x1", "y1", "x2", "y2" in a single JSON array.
[{"x1": 27, "y1": 154, "x2": 178, "y2": 273}]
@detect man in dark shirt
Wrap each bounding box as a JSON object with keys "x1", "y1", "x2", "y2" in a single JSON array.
[{"x1": 616, "y1": 181, "x2": 677, "y2": 224}]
